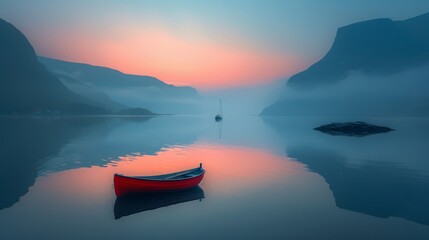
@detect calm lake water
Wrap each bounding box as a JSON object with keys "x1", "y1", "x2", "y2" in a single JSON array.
[{"x1": 0, "y1": 116, "x2": 429, "y2": 240}]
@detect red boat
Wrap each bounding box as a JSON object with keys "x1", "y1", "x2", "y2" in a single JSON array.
[{"x1": 114, "y1": 163, "x2": 205, "y2": 197}]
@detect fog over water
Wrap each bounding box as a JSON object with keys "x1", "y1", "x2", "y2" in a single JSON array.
[
  {"x1": 264, "y1": 64, "x2": 429, "y2": 116},
  {"x1": 199, "y1": 79, "x2": 286, "y2": 116}
]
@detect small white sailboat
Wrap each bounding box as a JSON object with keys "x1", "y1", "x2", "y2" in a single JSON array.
[{"x1": 215, "y1": 99, "x2": 223, "y2": 121}]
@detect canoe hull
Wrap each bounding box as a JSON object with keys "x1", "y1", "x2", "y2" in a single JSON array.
[{"x1": 114, "y1": 172, "x2": 205, "y2": 197}]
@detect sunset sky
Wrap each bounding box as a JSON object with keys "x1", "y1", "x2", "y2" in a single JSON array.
[{"x1": 0, "y1": 0, "x2": 428, "y2": 90}]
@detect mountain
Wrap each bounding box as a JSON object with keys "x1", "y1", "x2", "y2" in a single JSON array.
[
  {"x1": 54, "y1": 72, "x2": 126, "y2": 111},
  {"x1": 0, "y1": 18, "x2": 107, "y2": 115},
  {"x1": 288, "y1": 12, "x2": 429, "y2": 89},
  {"x1": 39, "y1": 57, "x2": 202, "y2": 114},
  {"x1": 262, "y1": 12, "x2": 429, "y2": 116}
]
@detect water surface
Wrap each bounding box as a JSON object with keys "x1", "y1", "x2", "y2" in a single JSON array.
[{"x1": 0, "y1": 116, "x2": 428, "y2": 240}]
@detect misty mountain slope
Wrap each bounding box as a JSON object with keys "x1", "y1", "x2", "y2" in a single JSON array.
[
  {"x1": 287, "y1": 12, "x2": 429, "y2": 89},
  {"x1": 0, "y1": 18, "x2": 107, "y2": 115},
  {"x1": 55, "y1": 73, "x2": 126, "y2": 111},
  {"x1": 39, "y1": 57, "x2": 202, "y2": 114},
  {"x1": 262, "y1": 12, "x2": 429, "y2": 117}
]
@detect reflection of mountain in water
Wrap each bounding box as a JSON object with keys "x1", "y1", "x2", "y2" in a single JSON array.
[
  {"x1": 38, "y1": 116, "x2": 201, "y2": 174},
  {"x1": 289, "y1": 147, "x2": 429, "y2": 225},
  {"x1": 0, "y1": 117, "x2": 104, "y2": 210},
  {"x1": 0, "y1": 116, "x2": 200, "y2": 211},
  {"x1": 114, "y1": 187, "x2": 205, "y2": 219},
  {"x1": 263, "y1": 116, "x2": 429, "y2": 225}
]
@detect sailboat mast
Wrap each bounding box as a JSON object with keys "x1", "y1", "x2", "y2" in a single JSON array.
[{"x1": 219, "y1": 99, "x2": 223, "y2": 116}]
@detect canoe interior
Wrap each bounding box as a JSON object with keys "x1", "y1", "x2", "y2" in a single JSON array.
[{"x1": 115, "y1": 167, "x2": 204, "y2": 181}]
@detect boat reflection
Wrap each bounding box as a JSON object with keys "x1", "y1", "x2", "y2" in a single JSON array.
[{"x1": 114, "y1": 187, "x2": 205, "y2": 219}]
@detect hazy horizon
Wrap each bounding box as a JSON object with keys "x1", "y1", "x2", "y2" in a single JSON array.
[{"x1": 1, "y1": 0, "x2": 428, "y2": 90}]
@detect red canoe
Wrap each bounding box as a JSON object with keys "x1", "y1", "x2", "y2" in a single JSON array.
[{"x1": 114, "y1": 163, "x2": 205, "y2": 197}]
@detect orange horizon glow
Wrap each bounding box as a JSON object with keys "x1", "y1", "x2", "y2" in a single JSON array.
[{"x1": 32, "y1": 25, "x2": 306, "y2": 90}]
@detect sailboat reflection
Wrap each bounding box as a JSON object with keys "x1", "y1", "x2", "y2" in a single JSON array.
[
  {"x1": 215, "y1": 99, "x2": 223, "y2": 121},
  {"x1": 114, "y1": 187, "x2": 205, "y2": 219}
]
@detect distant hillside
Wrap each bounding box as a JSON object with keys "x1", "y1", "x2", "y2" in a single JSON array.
[
  {"x1": 39, "y1": 57, "x2": 202, "y2": 114},
  {"x1": 0, "y1": 18, "x2": 108, "y2": 115},
  {"x1": 288, "y1": 12, "x2": 429, "y2": 89},
  {"x1": 55, "y1": 72, "x2": 126, "y2": 111},
  {"x1": 262, "y1": 12, "x2": 429, "y2": 116}
]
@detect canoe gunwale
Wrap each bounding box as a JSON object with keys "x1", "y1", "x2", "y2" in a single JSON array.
[{"x1": 114, "y1": 168, "x2": 205, "y2": 182}]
